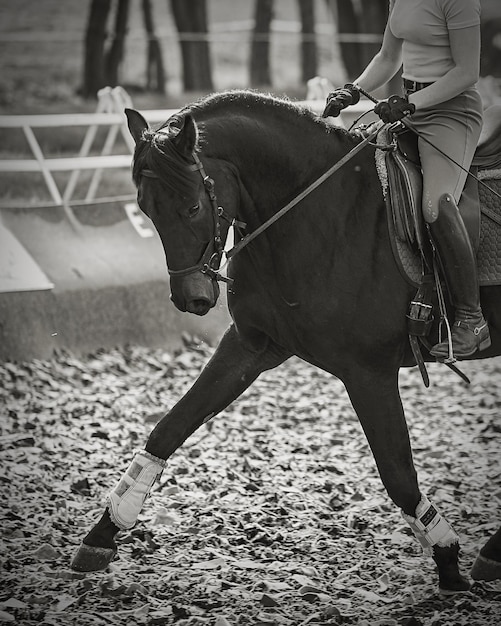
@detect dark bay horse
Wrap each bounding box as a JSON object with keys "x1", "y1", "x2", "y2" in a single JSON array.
[{"x1": 71, "y1": 90, "x2": 501, "y2": 590}]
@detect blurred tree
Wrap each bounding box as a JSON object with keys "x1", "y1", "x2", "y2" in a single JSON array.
[
  {"x1": 105, "y1": 0, "x2": 130, "y2": 87},
  {"x1": 298, "y1": 0, "x2": 317, "y2": 82},
  {"x1": 480, "y1": 18, "x2": 501, "y2": 77},
  {"x1": 82, "y1": 0, "x2": 112, "y2": 98},
  {"x1": 331, "y1": 0, "x2": 360, "y2": 79},
  {"x1": 82, "y1": 0, "x2": 167, "y2": 98},
  {"x1": 327, "y1": 0, "x2": 399, "y2": 94},
  {"x1": 326, "y1": 0, "x2": 387, "y2": 77},
  {"x1": 142, "y1": 0, "x2": 166, "y2": 93},
  {"x1": 170, "y1": 0, "x2": 213, "y2": 91},
  {"x1": 358, "y1": 0, "x2": 387, "y2": 68},
  {"x1": 250, "y1": 0, "x2": 273, "y2": 86},
  {"x1": 250, "y1": 0, "x2": 317, "y2": 87}
]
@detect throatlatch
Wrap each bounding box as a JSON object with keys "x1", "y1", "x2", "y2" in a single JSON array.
[
  {"x1": 402, "y1": 494, "x2": 458, "y2": 555},
  {"x1": 108, "y1": 450, "x2": 166, "y2": 530}
]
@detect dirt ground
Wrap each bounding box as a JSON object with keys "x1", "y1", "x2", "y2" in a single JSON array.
[{"x1": 1, "y1": 343, "x2": 500, "y2": 625}]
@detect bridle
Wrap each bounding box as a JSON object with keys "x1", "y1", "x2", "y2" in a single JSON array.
[{"x1": 140, "y1": 152, "x2": 236, "y2": 285}]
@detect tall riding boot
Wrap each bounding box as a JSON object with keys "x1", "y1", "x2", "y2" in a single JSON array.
[{"x1": 429, "y1": 194, "x2": 491, "y2": 360}]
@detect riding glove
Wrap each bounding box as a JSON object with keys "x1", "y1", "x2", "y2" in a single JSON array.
[
  {"x1": 374, "y1": 95, "x2": 415, "y2": 123},
  {"x1": 322, "y1": 84, "x2": 360, "y2": 118}
]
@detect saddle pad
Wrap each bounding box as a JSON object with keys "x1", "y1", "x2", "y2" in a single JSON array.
[
  {"x1": 477, "y1": 172, "x2": 501, "y2": 285},
  {"x1": 376, "y1": 149, "x2": 501, "y2": 287}
]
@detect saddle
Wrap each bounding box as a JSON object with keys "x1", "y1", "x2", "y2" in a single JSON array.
[
  {"x1": 373, "y1": 104, "x2": 501, "y2": 385},
  {"x1": 375, "y1": 103, "x2": 501, "y2": 288}
]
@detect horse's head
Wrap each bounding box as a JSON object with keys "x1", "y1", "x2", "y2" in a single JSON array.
[{"x1": 126, "y1": 108, "x2": 235, "y2": 316}]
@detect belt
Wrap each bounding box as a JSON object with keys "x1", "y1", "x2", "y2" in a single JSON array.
[{"x1": 403, "y1": 78, "x2": 434, "y2": 92}]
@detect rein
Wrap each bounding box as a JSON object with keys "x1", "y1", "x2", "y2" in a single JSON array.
[
  {"x1": 226, "y1": 120, "x2": 385, "y2": 259},
  {"x1": 140, "y1": 119, "x2": 385, "y2": 283}
]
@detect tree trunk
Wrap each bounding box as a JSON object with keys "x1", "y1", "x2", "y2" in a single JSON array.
[
  {"x1": 480, "y1": 19, "x2": 501, "y2": 77},
  {"x1": 82, "y1": 0, "x2": 112, "y2": 98},
  {"x1": 298, "y1": 0, "x2": 317, "y2": 82},
  {"x1": 250, "y1": 0, "x2": 273, "y2": 87},
  {"x1": 359, "y1": 0, "x2": 400, "y2": 95},
  {"x1": 359, "y1": 0, "x2": 386, "y2": 68},
  {"x1": 142, "y1": 0, "x2": 166, "y2": 93},
  {"x1": 105, "y1": 0, "x2": 130, "y2": 87},
  {"x1": 334, "y1": 0, "x2": 361, "y2": 81},
  {"x1": 170, "y1": 0, "x2": 213, "y2": 91}
]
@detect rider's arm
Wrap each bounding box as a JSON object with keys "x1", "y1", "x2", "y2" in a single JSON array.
[
  {"x1": 407, "y1": 25, "x2": 480, "y2": 110},
  {"x1": 353, "y1": 20, "x2": 403, "y2": 94}
]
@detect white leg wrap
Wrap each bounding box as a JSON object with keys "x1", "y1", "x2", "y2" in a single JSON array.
[
  {"x1": 107, "y1": 450, "x2": 166, "y2": 530},
  {"x1": 402, "y1": 494, "x2": 459, "y2": 555}
]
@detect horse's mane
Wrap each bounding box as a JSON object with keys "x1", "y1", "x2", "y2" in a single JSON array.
[
  {"x1": 132, "y1": 89, "x2": 347, "y2": 198},
  {"x1": 183, "y1": 89, "x2": 327, "y2": 123},
  {"x1": 132, "y1": 116, "x2": 198, "y2": 198}
]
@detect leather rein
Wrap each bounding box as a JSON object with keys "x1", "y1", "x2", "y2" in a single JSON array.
[{"x1": 140, "y1": 120, "x2": 385, "y2": 284}]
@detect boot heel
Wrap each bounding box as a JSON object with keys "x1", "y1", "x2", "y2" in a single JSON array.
[{"x1": 479, "y1": 336, "x2": 491, "y2": 352}]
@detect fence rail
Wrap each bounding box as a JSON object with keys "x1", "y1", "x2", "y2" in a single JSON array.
[
  {"x1": 0, "y1": 111, "x2": 176, "y2": 128},
  {"x1": 0, "y1": 87, "x2": 370, "y2": 212},
  {"x1": 0, "y1": 88, "x2": 180, "y2": 211}
]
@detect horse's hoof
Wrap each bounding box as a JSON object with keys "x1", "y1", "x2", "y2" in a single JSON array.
[
  {"x1": 433, "y1": 543, "x2": 471, "y2": 595},
  {"x1": 437, "y1": 574, "x2": 471, "y2": 596},
  {"x1": 471, "y1": 554, "x2": 501, "y2": 581},
  {"x1": 438, "y1": 584, "x2": 471, "y2": 596},
  {"x1": 70, "y1": 543, "x2": 117, "y2": 572}
]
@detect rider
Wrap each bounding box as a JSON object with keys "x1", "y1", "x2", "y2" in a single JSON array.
[{"x1": 323, "y1": 0, "x2": 491, "y2": 360}]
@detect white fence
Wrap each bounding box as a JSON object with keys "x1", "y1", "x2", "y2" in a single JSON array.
[
  {"x1": 0, "y1": 86, "x2": 371, "y2": 215},
  {"x1": 0, "y1": 87, "x2": 174, "y2": 212}
]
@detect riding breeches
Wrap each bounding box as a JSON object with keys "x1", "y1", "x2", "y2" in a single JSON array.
[{"x1": 406, "y1": 87, "x2": 483, "y2": 223}]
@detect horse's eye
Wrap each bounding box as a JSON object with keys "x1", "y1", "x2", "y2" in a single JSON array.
[{"x1": 187, "y1": 204, "x2": 200, "y2": 218}]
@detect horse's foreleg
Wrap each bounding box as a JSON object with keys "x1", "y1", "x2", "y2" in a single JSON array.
[
  {"x1": 344, "y1": 368, "x2": 470, "y2": 593},
  {"x1": 71, "y1": 325, "x2": 289, "y2": 571}
]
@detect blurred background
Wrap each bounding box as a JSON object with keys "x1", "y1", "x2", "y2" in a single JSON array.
[
  {"x1": 1, "y1": 0, "x2": 500, "y2": 112},
  {"x1": 0, "y1": 0, "x2": 500, "y2": 361}
]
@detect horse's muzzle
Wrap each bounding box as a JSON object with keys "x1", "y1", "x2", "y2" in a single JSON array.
[
  {"x1": 170, "y1": 274, "x2": 220, "y2": 316},
  {"x1": 186, "y1": 297, "x2": 213, "y2": 316}
]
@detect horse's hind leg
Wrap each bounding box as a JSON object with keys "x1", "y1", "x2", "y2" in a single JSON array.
[
  {"x1": 344, "y1": 367, "x2": 470, "y2": 593},
  {"x1": 471, "y1": 526, "x2": 501, "y2": 581},
  {"x1": 71, "y1": 325, "x2": 290, "y2": 572}
]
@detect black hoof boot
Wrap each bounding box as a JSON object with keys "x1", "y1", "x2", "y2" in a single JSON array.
[
  {"x1": 71, "y1": 509, "x2": 120, "y2": 572},
  {"x1": 71, "y1": 543, "x2": 117, "y2": 572},
  {"x1": 433, "y1": 543, "x2": 471, "y2": 595}
]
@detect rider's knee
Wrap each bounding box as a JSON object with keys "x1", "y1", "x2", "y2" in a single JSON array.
[
  {"x1": 422, "y1": 195, "x2": 439, "y2": 223},
  {"x1": 422, "y1": 191, "x2": 459, "y2": 223}
]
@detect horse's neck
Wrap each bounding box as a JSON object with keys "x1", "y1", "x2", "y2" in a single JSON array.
[
  {"x1": 204, "y1": 110, "x2": 385, "y2": 298},
  {"x1": 202, "y1": 108, "x2": 350, "y2": 223}
]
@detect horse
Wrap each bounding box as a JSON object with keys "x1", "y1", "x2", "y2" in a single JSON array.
[{"x1": 71, "y1": 90, "x2": 501, "y2": 592}]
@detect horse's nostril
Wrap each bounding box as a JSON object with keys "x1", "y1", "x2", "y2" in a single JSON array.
[
  {"x1": 193, "y1": 299, "x2": 209, "y2": 307},
  {"x1": 187, "y1": 298, "x2": 212, "y2": 315}
]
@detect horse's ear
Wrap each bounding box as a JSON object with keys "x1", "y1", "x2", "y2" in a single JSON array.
[
  {"x1": 172, "y1": 114, "x2": 198, "y2": 157},
  {"x1": 125, "y1": 108, "x2": 149, "y2": 144}
]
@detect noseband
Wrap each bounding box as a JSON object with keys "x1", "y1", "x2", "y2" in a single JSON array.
[{"x1": 140, "y1": 152, "x2": 235, "y2": 284}]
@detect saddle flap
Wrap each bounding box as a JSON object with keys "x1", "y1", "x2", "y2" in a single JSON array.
[{"x1": 383, "y1": 130, "x2": 424, "y2": 251}]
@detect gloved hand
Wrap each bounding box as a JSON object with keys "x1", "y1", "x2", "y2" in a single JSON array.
[
  {"x1": 374, "y1": 95, "x2": 415, "y2": 123},
  {"x1": 322, "y1": 84, "x2": 361, "y2": 118}
]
